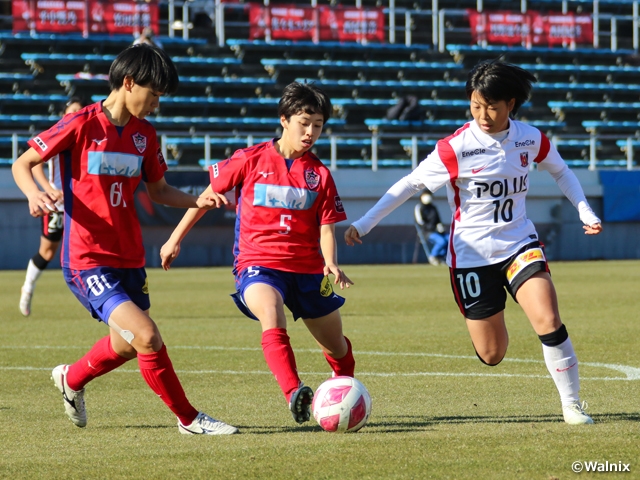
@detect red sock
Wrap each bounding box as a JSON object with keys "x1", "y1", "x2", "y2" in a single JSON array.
[
  {"x1": 323, "y1": 336, "x2": 355, "y2": 377},
  {"x1": 261, "y1": 328, "x2": 301, "y2": 402},
  {"x1": 137, "y1": 344, "x2": 199, "y2": 426},
  {"x1": 66, "y1": 336, "x2": 129, "y2": 391}
]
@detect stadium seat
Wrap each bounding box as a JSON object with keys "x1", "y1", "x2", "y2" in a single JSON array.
[
  {"x1": 22, "y1": 53, "x2": 241, "y2": 67},
  {"x1": 0, "y1": 93, "x2": 69, "y2": 104}
]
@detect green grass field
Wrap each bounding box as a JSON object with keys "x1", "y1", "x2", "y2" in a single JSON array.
[{"x1": 1, "y1": 262, "x2": 639, "y2": 479}]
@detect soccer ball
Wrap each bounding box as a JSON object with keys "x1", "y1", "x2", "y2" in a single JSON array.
[{"x1": 312, "y1": 376, "x2": 372, "y2": 433}]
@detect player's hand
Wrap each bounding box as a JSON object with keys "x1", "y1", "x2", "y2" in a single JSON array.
[
  {"x1": 324, "y1": 264, "x2": 354, "y2": 290},
  {"x1": 160, "y1": 240, "x2": 181, "y2": 270},
  {"x1": 196, "y1": 191, "x2": 229, "y2": 210},
  {"x1": 344, "y1": 225, "x2": 362, "y2": 246},
  {"x1": 45, "y1": 188, "x2": 63, "y2": 204},
  {"x1": 583, "y1": 223, "x2": 602, "y2": 235},
  {"x1": 27, "y1": 191, "x2": 59, "y2": 217}
]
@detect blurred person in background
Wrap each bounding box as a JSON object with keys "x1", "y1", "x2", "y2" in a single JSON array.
[{"x1": 19, "y1": 97, "x2": 85, "y2": 317}]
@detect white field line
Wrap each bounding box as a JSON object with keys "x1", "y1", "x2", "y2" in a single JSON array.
[{"x1": 1, "y1": 345, "x2": 639, "y2": 381}]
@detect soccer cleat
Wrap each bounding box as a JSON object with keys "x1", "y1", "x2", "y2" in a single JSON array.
[
  {"x1": 19, "y1": 288, "x2": 33, "y2": 317},
  {"x1": 289, "y1": 384, "x2": 313, "y2": 424},
  {"x1": 178, "y1": 412, "x2": 239, "y2": 435},
  {"x1": 52, "y1": 364, "x2": 87, "y2": 427},
  {"x1": 563, "y1": 401, "x2": 594, "y2": 425}
]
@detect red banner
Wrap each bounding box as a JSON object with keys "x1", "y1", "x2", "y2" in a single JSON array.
[
  {"x1": 249, "y1": 5, "x2": 317, "y2": 41},
  {"x1": 468, "y1": 9, "x2": 592, "y2": 47},
  {"x1": 249, "y1": 4, "x2": 385, "y2": 43},
  {"x1": 90, "y1": 1, "x2": 159, "y2": 35},
  {"x1": 13, "y1": 0, "x2": 159, "y2": 35},
  {"x1": 319, "y1": 7, "x2": 385, "y2": 43},
  {"x1": 541, "y1": 12, "x2": 593, "y2": 45},
  {"x1": 13, "y1": 0, "x2": 86, "y2": 34}
]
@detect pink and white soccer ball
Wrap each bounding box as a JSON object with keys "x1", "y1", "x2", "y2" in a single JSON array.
[{"x1": 312, "y1": 376, "x2": 372, "y2": 433}]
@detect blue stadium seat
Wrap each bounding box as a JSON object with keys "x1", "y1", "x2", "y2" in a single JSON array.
[
  {"x1": 199, "y1": 157, "x2": 411, "y2": 169},
  {"x1": 1, "y1": 32, "x2": 205, "y2": 46},
  {"x1": 0, "y1": 73, "x2": 33, "y2": 82},
  {"x1": 446, "y1": 44, "x2": 636, "y2": 57},
  {"x1": 366, "y1": 119, "x2": 565, "y2": 131},
  {"x1": 522, "y1": 64, "x2": 640, "y2": 75},
  {"x1": 260, "y1": 58, "x2": 462, "y2": 72},
  {"x1": 583, "y1": 121, "x2": 640, "y2": 132},
  {"x1": 0, "y1": 93, "x2": 69, "y2": 104},
  {"x1": 0, "y1": 115, "x2": 60, "y2": 127},
  {"x1": 57, "y1": 74, "x2": 274, "y2": 86},
  {"x1": 549, "y1": 101, "x2": 640, "y2": 112},
  {"x1": 151, "y1": 116, "x2": 345, "y2": 128},
  {"x1": 227, "y1": 39, "x2": 430, "y2": 53},
  {"x1": 300, "y1": 79, "x2": 465, "y2": 90},
  {"x1": 22, "y1": 53, "x2": 241, "y2": 67}
]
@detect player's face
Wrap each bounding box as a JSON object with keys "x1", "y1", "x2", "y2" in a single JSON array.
[
  {"x1": 281, "y1": 111, "x2": 325, "y2": 154},
  {"x1": 127, "y1": 82, "x2": 163, "y2": 119},
  {"x1": 470, "y1": 91, "x2": 515, "y2": 134}
]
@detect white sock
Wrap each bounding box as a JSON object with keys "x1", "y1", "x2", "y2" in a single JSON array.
[
  {"x1": 23, "y1": 260, "x2": 44, "y2": 293},
  {"x1": 542, "y1": 337, "x2": 580, "y2": 406}
]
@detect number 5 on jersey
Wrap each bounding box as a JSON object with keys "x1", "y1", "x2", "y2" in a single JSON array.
[{"x1": 279, "y1": 214, "x2": 292, "y2": 234}]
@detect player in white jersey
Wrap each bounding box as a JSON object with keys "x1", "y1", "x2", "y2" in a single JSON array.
[
  {"x1": 345, "y1": 60, "x2": 602, "y2": 425},
  {"x1": 19, "y1": 97, "x2": 85, "y2": 316}
]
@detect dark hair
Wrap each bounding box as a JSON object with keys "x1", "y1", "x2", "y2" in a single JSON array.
[
  {"x1": 465, "y1": 60, "x2": 537, "y2": 116},
  {"x1": 63, "y1": 95, "x2": 85, "y2": 112},
  {"x1": 277, "y1": 81, "x2": 332, "y2": 123},
  {"x1": 108, "y1": 44, "x2": 179, "y2": 95}
]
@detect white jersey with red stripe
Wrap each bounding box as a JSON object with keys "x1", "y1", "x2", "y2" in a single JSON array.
[{"x1": 352, "y1": 119, "x2": 601, "y2": 268}]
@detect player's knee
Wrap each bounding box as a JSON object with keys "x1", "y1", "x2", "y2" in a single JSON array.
[
  {"x1": 474, "y1": 348, "x2": 505, "y2": 366},
  {"x1": 134, "y1": 328, "x2": 162, "y2": 352}
]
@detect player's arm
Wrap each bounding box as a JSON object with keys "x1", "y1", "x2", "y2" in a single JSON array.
[
  {"x1": 537, "y1": 142, "x2": 602, "y2": 235},
  {"x1": 344, "y1": 175, "x2": 422, "y2": 246},
  {"x1": 320, "y1": 223, "x2": 353, "y2": 289},
  {"x1": 159, "y1": 184, "x2": 218, "y2": 270},
  {"x1": 12, "y1": 147, "x2": 58, "y2": 217},
  {"x1": 31, "y1": 162, "x2": 63, "y2": 205},
  {"x1": 145, "y1": 176, "x2": 227, "y2": 210}
]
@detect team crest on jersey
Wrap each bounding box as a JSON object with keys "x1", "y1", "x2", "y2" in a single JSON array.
[
  {"x1": 520, "y1": 151, "x2": 529, "y2": 167},
  {"x1": 132, "y1": 132, "x2": 147, "y2": 154},
  {"x1": 156, "y1": 146, "x2": 166, "y2": 166},
  {"x1": 304, "y1": 169, "x2": 320, "y2": 190}
]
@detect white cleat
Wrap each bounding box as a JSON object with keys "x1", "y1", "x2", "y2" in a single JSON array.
[
  {"x1": 178, "y1": 412, "x2": 239, "y2": 435},
  {"x1": 19, "y1": 288, "x2": 33, "y2": 317},
  {"x1": 563, "y1": 401, "x2": 594, "y2": 425},
  {"x1": 52, "y1": 364, "x2": 87, "y2": 427}
]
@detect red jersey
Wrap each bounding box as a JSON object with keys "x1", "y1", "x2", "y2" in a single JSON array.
[
  {"x1": 209, "y1": 140, "x2": 347, "y2": 275},
  {"x1": 28, "y1": 101, "x2": 167, "y2": 269}
]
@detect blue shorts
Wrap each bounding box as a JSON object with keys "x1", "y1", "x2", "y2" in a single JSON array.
[
  {"x1": 63, "y1": 267, "x2": 150, "y2": 324},
  {"x1": 231, "y1": 266, "x2": 345, "y2": 321}
]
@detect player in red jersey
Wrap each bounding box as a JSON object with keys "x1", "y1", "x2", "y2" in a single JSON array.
[
  {"x1": 19, "y1": 97, "x2": 85, "y2": 317},
  {"x1": 160, "y1": 82, "x2": 356, "y2": 424},
  {"x1": 12, "y1": 44, "x2": 238, "y2": 435}
]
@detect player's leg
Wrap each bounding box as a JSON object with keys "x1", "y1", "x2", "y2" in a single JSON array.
[
  {"x1": 452, "y1": 264, "x2": 509, "y2": 365},
  {"x1": 465, "y1": 312, "x2": 509, "y2": 365},
  {"x1": 302, "y1": 309, "x2": 354, "y2": 377},
  {"x1": 243, "y1": 281, "x2": 304, "y2": 401},
  {"x1": 20, "y1": 211, "x2": 62, "y2": 316},
  {"x1": 58, "y1": 267, "x2": 237, "y2": 433},
  {"x1": 515, "y1": 271, "x2": 592, "y2": 424}
]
